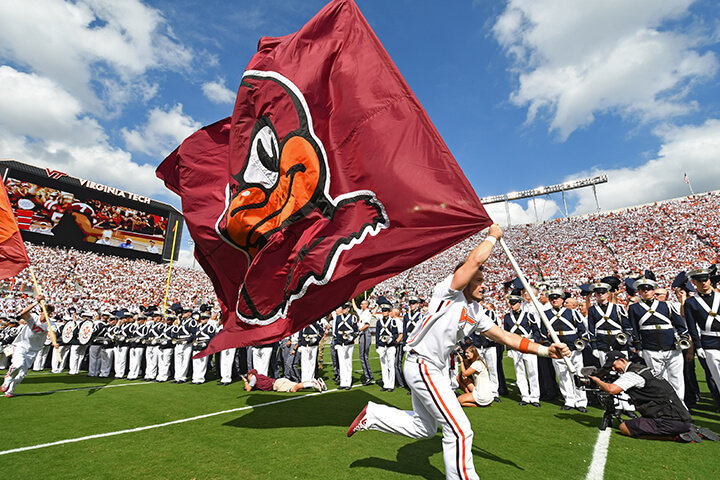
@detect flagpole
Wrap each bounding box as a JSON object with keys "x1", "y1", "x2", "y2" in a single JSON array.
[
  {"x1": 684, "y1": 173, "x2": 695, "y2": 196},
  {"x1": 497, "y1": 237, "x2": 576, "y2": 373},
  {"x1": 27, "y1": 265, "x2": 59, "y2": 352},
  {"x1": 162, "y1": 220, "x2": 179, "y2": 315}
]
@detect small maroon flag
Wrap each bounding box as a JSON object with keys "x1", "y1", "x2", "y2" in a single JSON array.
[
  {"x1": 157, "y1": 0, "x2": 492, "y2": 357},
  {"x1": 0, "y1": 180, "x2": 30, "y2": 280}
]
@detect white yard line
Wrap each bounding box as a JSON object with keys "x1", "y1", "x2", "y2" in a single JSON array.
[
  {"x1": 19, "y1": 381, "x2": 152, "y2": 395},
  {"x1": 0, "y1": 388, "x2": 337, "y2": 456},
  {"x1": 585, "y1": 428, "x2": 612, "y2": 480}
]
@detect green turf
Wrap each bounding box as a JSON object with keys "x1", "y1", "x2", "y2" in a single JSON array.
[{"x1": 1, "y1": 350, "x2": 718, "y2": 479}]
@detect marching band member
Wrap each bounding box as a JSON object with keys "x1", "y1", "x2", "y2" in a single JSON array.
[
  {"x1": 334, "y1": 303, "x2": 358, "y2": 390},
  {"x1": 628, "y1": 276, "x2": 688, "y2": 400},
  {"x1": 374, "y1": 304, "x2": 401, "y2": 392},
  {"x1": 503, "y1": 289, "x2": 541, "y2": 407},
  {"x1": 191, "y1": 313, "x2": 217, "y2": 384},
  {"x1": 298, "y1": 318, "x2": 325, "y2": 383},
  {"x1": 541, "y1": 287, "x2": 589, "y2": 412},
  {"x1": 171, "y1": 310, "x2": 197, "y2": 383}
]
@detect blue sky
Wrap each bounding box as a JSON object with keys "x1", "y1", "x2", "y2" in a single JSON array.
[{"x1": 1, "y1": 0, "x2": 719, "y2": 266}]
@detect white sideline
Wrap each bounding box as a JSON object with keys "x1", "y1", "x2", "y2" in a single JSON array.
[
  {"x1": 585, "y1": 428, "x2": 611, "y2": 480},
  {"x1": 0, "y1": 388, "x2": 335, "y2": 456}
]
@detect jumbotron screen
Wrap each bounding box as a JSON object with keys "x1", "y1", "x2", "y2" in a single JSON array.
[{"x1": 1, "y1": 159, "x2": 183, "y2": 263}]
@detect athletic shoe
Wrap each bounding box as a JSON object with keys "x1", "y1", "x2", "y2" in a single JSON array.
[
  {"x1": 387, "y1": 388, "x2": 394, "y2": 393},
  {"x1": 311, "y1": 380, "x2": 322, "y2": 391},
  {"x1": 531, "y1": 402, "x2": 541, "y2": 408},
  {"x1": 4, "y1": 393, "x2": 13, "y2": 398},
  {"x1": 518, "y1": 401, "x2": 529, "y2": 406},
  {"x1": 494, "y1": 397, "x2": 502, "y2": 403},
  {"x1": 690, "y1": 425, "x2": 720, "y2": 441},
  {"x1": 348, "y1": 405, "x2": 369, "y2": 437},
  {"x1": 577, "y1": 407, "x2": 588, "y2": 413},
  {"x1": 1, "y1": 383, "x2": 7, "y2": 393},
  {"x1": 380, "y1": 387, "x2": 388, "y2": 392},
  {"x1": 318, "y1": 378, "x2": 328, "y2": 391},
  {"x1": 560, "y1": 405, "x2": 573, "y2": 411},
  {"x1": 676, "y1": 430, "x2": 703, "y2": 443}
]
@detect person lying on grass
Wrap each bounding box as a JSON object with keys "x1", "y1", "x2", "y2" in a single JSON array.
[{"x1": 243, "y1": 369, "x2": 328, "y2": 393}]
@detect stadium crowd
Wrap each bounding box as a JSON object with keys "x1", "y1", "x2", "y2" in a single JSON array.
[{"x1": 2, "y1": 192, "x2": 720, "y2": 418}]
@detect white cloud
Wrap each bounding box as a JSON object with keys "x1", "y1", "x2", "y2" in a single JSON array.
[
  {"x1": 0, "y1": 0, "x2": 192, "y2": 114},
  {"x1": 202, "y1": 79, "x2": 236, "y2": 104},
  {"x1": 121, "y1": 104, "x2": 201, "y2": 158},
  {"x1": 566, "y1": 118, "x2": 720, "y2": 214},
  {"x1": 494, "y1": 0, "x2": 718, "y2": 139}
]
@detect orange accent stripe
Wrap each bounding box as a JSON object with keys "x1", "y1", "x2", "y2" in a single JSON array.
[{"x1": 421, "y1": 362, "x2": 470, "y2": 480}]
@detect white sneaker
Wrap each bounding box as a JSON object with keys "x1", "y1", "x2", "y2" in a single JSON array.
[
  {"x1": 318, "y1": 378, "x2": 327, "y2": 391},
  {"x1": 311, "y1": 379, "x2": 322, "y2": 391}
]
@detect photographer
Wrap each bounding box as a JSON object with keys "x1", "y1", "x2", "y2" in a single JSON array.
[{"x1": 590, "y1": 351, "x2": 719, "y2": 442}]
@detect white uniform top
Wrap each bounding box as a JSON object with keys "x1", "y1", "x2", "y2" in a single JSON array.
[
  {"x1": 406, "y1": 275, "x2": 495, "y2": 370},
  {"x1": 13, "y1": 313, "x2": 54, "y2": 352},
  {"x1": 357, "y1": 309, "x2": 373, "y2": 329}
]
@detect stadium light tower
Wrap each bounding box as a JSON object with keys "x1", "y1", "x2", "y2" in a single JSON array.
[{"x1": 480, "y1": 175, "x2": 608, "y2": 226}]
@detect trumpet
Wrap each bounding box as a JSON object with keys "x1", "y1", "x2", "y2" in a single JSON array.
[
  {"x1": 615, "y1": 332, "x2": 629, "y2": 346},
  {"x1": 574, "y1": 338, "x2": 586, "y2": 351},
  {"x1": 677, "y1": 335, "x2": 691, "y2": 350}
]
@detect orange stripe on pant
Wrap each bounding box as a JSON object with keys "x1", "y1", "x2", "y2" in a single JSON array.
[{"x1": 419, "y1": 359, "x2": 470, "y2": 480}]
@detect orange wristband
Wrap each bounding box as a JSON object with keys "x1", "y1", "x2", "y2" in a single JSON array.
[{"x1": 519, "y1": 337, "x2": 530, "y2": 354}]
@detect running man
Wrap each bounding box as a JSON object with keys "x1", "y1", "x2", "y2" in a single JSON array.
[{"x1": 347, "y1": 224, "x2": 570, "y2": 480}]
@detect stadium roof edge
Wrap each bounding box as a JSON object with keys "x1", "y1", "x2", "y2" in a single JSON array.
[{"x1": 0, "y1": 158, "x2": 181, "y2": 215}]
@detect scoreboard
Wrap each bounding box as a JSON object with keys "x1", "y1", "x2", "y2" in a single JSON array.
[{"x1": 1, "y1": 159, "x2": 183, "y2": 263}]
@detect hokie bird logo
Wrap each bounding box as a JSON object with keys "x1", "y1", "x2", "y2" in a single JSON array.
[{"x1": 216, "y1": 70, "x2": 389, "y2": 326}]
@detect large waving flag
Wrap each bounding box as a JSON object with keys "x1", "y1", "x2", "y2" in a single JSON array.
[
  {"x1": 157, "y1": 0, "x2": 492, "y2": 356},
  {"x1": 0, "y1": 179, "x2": 30, "y2": 280}
]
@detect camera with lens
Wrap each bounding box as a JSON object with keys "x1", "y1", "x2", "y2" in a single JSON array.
[{"x1": 574, "y1": 366, "x2": 627, "y2": 430}]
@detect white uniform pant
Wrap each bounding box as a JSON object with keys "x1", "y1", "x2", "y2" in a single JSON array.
[
  {"x1": 0, "y1": 350, "x2": 8, "y2": 369},
  {"x1": 299, "y1": 345, "x2": 318, "y2": 383},
  {"x1": 220, "y1": 348, "x2": 236, "y2": 383},
  {"x1": 69, "y1": 344, "x2": 87, "y2": 375},
  {"x1": 99, "y1": 347, "x2": 114, "y2": 377},
  {"x1": 552, "y1": 350, "x2": 587, "y2": 408},
  {"x1": 113, "y1": 345, "x2": 128, "y2": 378},
  {"x1": 87, "y1": 345, "x2": 102, "y2": 376},
  {"x1": 704, "y1": 349, "x2": 720, "y2": 398},
  {"x1": 365, "y1": 355, "x2": 479, "y2": 480},
  {"x1": 480, "y1": 346, "x2": 499, "y2": 397},
  {"x1": 3, "y1": 347, "x2": 38, "y2": 395},
  {"x1": 509, "y1": 350, "x2": 539, "y2": 403},
  {"x1": 376, "y1": 345, "x2": 396, "y2": 389},
  {"x1": 192, "y1": 353, "x2": 209, "y2": 383},
  {"x1": 32, "y1": 345, "x2": 51, "y2": 371},
  {"x1": 252, "y1": 346, "x2": 273, "y2": 376},
  {"x1": 642, "y1": 349, "x2": 685, "y2": 401},
  {"x1": 156, "y1": 348, "x2": 173, "y2": 381},
  {"x1": 144, "y1": 346, "x2": 159, "y2": 380},
  {"x1": 127, "y1": 347, "x2": 145, "y2": 379},
  {"x1": 335, "y1": 343, "x2": 354, "y2": 387},
  {"x1": 174, "y1": 343, "x2": 193, "y2": 381},
  {"x1": 51, "y1": 345, "x2": 70, "y2": 373}
]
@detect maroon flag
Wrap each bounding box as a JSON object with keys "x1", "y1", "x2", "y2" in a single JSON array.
[
  {"x1": 157, "y1": 0, "x2": 491, "y2": 357},
  {"x1": 0, "y1": 179, "x2": 30, "y2": 280}
]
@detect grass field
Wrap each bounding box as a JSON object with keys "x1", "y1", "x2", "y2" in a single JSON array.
[{"x1": 2, "y1": 348, "x2": 719, "y2": 480}]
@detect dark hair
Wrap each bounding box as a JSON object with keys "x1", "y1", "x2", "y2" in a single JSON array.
[{"x1": 44, "y1": 304, "x2": 55, "y2": 314}]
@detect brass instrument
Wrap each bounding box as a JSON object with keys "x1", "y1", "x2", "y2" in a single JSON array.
[
  {"x1": 574, "y1": 338, "x2": 586, "y2": 351},
  {"x1": 677, "y1": 335, "x2": 691, "y2": 350},
  {"x1": 615, "y1": 332, "x2": 628, "y2": 346}
]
